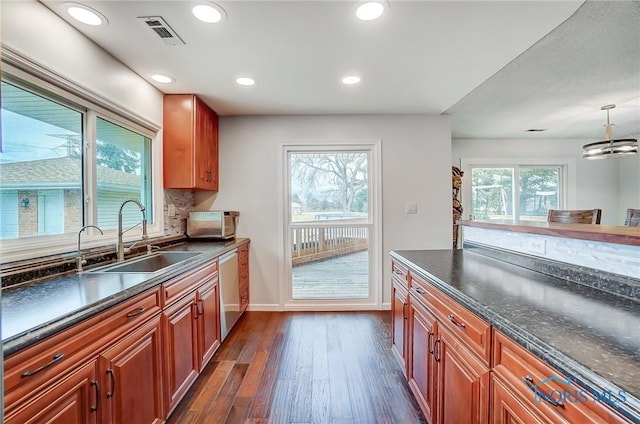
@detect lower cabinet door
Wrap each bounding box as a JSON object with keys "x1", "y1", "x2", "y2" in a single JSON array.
[
  {"x1": 197, "y1": 278, "x2": 221, "y2": 370},
  {"x1": 436, "y1": 326, "x2": 490, "y2": 424},
  {"x1": 5, "y1": 361, "x2": 99, "y2": 424},
  {"x1": 408, "y1": 299, "x2": 437, "y2": 423},
  {"x1": 99, "y1": 315, "x2": 164, "y2": 424},
  {"x1": 391, "y1": 281, "x2": 409, "y2": 373},
  {"x1": 491, "y1": 374, "x2": 547, "y2": 424},
  {"x1": 163, "y1": 293, "x2": 200, "y2": 415}
]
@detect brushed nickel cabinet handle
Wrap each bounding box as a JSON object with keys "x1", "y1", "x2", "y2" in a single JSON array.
[
  {"x1": 126, "y1": 307, "x2": 145, "y2": 318},
  {"x1": 91, "y1": 380, "x2": 100, "y2": 412},
  {"x1": 523, "y1": 375, "x2": 564, "y2": 407},
  {"x1": 106, "y1": 369, "x2": 116, "y2": 398},
  {"x1": 21, "y1": 353, "x2": 64, "y2": 377},
  {"x1": 414, "y1": 287, "x2": 426, "y2": 295},
  {"x1": 448, "y1": 314, "x2": 466, "y2": 328}
]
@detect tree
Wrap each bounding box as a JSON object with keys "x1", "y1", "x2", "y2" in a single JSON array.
[
  {"x1": 291, "y1": 152, "x2": 368, "y2": 213},
  {"x1": 96, "y1": 140, "x2": 140, "y2": 173},
  {"x1": 51, "y1": 133, "x2": 140, "y2": 174}
]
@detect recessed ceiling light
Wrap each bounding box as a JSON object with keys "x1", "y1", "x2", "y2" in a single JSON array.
[
  {"x1": 193, "y1": 3, "x2": 227, "y2": 23},
  {"x1": 342, "y1": 75, "x2": 362, "y2": 85},
  {"x1": 236, "y1": 77, "x2": 256, "y2": 86},
  {"x1": 65, "y1": 3, "x2": 107, "y2": 26},
  {"x1": 356, "y1": 1, "x2": 386, "y2": 21},
  {"x1": 151, "y1": 74, "x2": 174, "y2": 84}
]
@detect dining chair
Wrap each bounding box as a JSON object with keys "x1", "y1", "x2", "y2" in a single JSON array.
[
  {"x1": 547, "y1": 209, "x2": 602, "y2": 224},
  {"x1": 624, "y1": 208, "x2": 640, "y2": 227}
]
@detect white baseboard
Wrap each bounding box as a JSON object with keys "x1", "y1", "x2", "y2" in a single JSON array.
[
  {"x1": 246, "y1": 304, "x2": 281, "y2": 311},
  {"x1": 247, "y1": 303, "x2": 391, "y2": 312}
]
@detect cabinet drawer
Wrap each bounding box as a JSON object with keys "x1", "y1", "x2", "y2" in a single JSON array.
[
  {"x1": 4, "y1": 287, "x2": 161, "y2": 407},
  {"x1": 163, "y1": 260, "x2": 218, "y2": 306},
  {"x1": 392, "y1": 260, "x2": 409, "y2": 287},
  {"x1": 493, "y1": 330, "x2": 629, "y2": 424},
  {"x1": 411, "y1": 273, "x2": 491, "y2": 366}
]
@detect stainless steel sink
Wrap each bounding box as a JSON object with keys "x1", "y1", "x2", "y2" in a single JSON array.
[{"x1": 89, "y1": 251, "x2": 204, "y2": 273}]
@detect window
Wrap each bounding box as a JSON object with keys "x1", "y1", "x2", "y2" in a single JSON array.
[
  {"x1": 0, "y1": 70, "x2": 158, "y2": 260},
  {"x1": 462, "y1": 159, "x2": 570, "y2": 222}
]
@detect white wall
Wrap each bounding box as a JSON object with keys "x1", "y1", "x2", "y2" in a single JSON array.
[
  {"x1": 196, "y1": 115, "x2": 452, "y2": 310},
  {"x1": 452, "y1": 138, "x2": 639, "y2": 225},
  {"x1": 617, "y1": 133, "x2": 640, "y2": 223},
  {"x1": 1, "y1": 1, "x2": 163, "y2": 126}
]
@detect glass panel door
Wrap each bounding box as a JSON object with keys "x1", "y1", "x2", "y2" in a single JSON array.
[{"x1": 287, "y1": 150, "x2": 372, "y2": 301}]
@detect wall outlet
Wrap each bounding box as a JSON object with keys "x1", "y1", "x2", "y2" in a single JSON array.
[
  {"x1": 406, "y1": 202, "x2": 418, "y2": 214},
  {"x1": 527, "y1": 237, "x2": 546, "y2": 255},
  {"x1": 168, "y1": 204, "x2": 176, "y2": 217}
]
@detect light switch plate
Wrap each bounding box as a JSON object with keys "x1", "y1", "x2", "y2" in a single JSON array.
[
  {"x1": 168, "y1": 204, "x2": 176, "y2": 217},
  {"x1": 406, "y1": 202, "x2": 418, "y2": 214}
]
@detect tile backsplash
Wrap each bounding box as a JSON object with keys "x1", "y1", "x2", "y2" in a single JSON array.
[
  {"x1": 163, "y1": 189, "x2": 195, "y2": 236},
  {"x1": 463, "y1": 226, "x2": 640, "y2": 280}
]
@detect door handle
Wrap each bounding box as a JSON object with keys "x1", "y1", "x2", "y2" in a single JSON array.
[
  {"x1": 106, "y1": 369, "x2": 115, "y2": 398},
  {"x1": 91, "y1": 380, "x2": 100, "y2": 412}
]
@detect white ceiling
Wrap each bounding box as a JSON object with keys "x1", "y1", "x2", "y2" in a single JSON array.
[{"x1": 40, "y1": 0, "x2": 639, "y2": 140}]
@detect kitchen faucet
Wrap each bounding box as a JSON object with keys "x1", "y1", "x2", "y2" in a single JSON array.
[
  {"x1": 117, "y1": 199, "x2": 148, "y2": 261},
  {"x1": 77, "y1": 225, "x2": 104, "y2": 272}
]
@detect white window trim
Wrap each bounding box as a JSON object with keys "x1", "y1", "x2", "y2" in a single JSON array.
[
  {"x1": 460, "y1": 157, "x2": 576, "y2": 221},
  {"x1": 278, "y1": 140, "x2": 383, "y2": 311},
  {"x1": 1, "y1": 58, "x2": 164, "y2": 264}
]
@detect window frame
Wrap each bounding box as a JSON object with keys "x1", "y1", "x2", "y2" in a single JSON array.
[
  {"x1": 460, "y1": 157, "x2": 576, "y2": 222},
  {"x1": 0, "y1": 63, "x2": 163, "y2": 264}
]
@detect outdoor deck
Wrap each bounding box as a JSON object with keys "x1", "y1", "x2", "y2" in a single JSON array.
[{"x1": 292, "y1": 250, "x2": 369, "y2": 299}]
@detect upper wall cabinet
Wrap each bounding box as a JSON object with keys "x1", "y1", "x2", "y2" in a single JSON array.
[{"x1": 163, "y1": 94, "x2": 219, "y2": 190}]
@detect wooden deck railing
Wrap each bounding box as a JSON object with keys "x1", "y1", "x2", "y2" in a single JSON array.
[{"x1": 291, "y1": 225, "x2": 368, "y2": 266}]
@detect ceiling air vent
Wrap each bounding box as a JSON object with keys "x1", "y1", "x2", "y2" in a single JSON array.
[{"x1": 137, "y1": 16, "x2": 185, "y2": 46}]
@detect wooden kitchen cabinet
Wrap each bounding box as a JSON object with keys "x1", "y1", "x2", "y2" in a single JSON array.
[
  {"x1": 391, "y1": 259, "x2": 410, "y2": 373},
  {"x1": 4, "y1": 361, "x2": 98, "y2": 424},
  {"x1": 238, "y1": 242, "x2": 250, "y2": 313},
  {"x1": 408, "y1": 284, "x2": 489, "y2": 424},
  {"x1": 491, "y1": 373, "x2": 547, "y2": 424},
  {"x1": 408, "y1": 298, "x2": 437, "y2": 423},
  {"x1": 196, "y1": 278, "x2": 221, "y2": 370},
  {"x1": 392, "y1": 279, "x2": 409, "y2": 373},
  {"x1": 393, "y1": 257, "x2": 633, "y2": 424},
  {"x1": 435, "y1": 324, "x2": 490, "y2": 424},
  {"x1": 163, "y1": 94, "x2": 219, "y2": 190},
  {"x1": 162, "y1": 263, "x2": 221, "y2": 415},
  {"x1": 99, "y1": 314, "x2": 164, "y2": 424},
  {"x1": 163, "y1": 291, "x2": 200, "y2": 414},
  {"x1": 492, "y1": 330, "x2": 629, "y2": 424}
]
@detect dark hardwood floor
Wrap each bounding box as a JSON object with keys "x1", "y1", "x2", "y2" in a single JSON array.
[{"x1": 167, "y1": 311, "x2": 425, "y2": 424}]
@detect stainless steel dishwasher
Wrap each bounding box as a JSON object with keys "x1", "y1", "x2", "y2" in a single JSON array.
[{"x1": 219, "y1": 249, "x2": 240, "y2": 340}]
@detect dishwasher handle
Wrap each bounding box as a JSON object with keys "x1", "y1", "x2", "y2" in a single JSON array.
[{"x1": 219, "y1": 249, "x2": 238, "y2": 263}]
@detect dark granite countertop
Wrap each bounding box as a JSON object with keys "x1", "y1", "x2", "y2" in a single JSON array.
[
  {"x1": 390, "y1": 249, "x2": 640, "y2": 423},
  {"x1": 2, "y1": 238, "x2": 248, "y2": 356}
]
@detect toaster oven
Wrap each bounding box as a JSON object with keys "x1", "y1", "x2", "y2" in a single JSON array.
[{"x1": 187, "y1": 211, "x2": 239, "y2": 239}]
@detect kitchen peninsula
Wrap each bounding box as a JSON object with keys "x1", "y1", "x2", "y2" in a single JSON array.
[{"x1": 390, "y1": 220, "x2": 640, "y2": 423}]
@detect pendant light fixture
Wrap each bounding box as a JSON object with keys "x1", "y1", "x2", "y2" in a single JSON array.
[{"x1": 582, "y1": 104, "x2": 638, "y2": 160}]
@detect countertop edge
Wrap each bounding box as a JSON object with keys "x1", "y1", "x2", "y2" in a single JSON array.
[
  {"x1": 389, "y1": 250, "x2": 640, "y2": 423},
  {"x1": 458, "y1": 219, "x2": 640, "y2": 246},
  {"x1": 3, "y1": 238, "x2": 249, "y2": 357}
]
